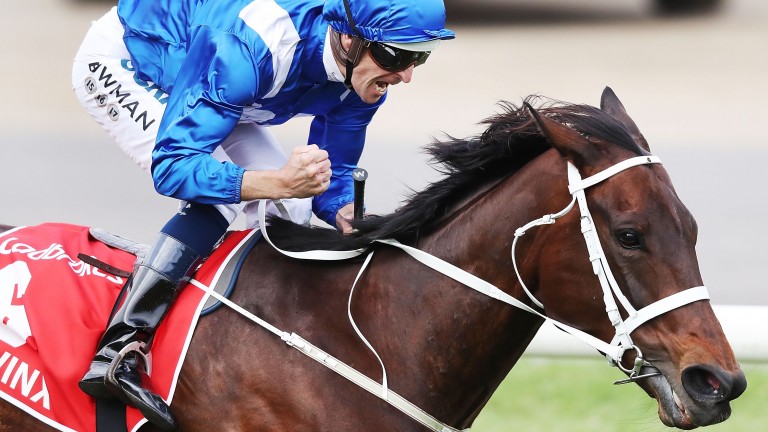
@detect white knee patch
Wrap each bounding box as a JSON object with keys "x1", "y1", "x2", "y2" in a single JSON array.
[{"x1": 243, "y1": 199, "x2": 312, "y2": 229}]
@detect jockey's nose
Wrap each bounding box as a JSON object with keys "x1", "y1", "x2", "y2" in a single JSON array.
[{"x1": 397, "y1": 64, "x2": 415, "y2": 83}]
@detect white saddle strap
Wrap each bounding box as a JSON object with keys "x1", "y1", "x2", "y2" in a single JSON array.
[
  {"x1": 284, "y1": 332, "x2": 469, "y2": 432},
  {"x1": 190, "y1": 260, "x2": 469, "y2": 432}
]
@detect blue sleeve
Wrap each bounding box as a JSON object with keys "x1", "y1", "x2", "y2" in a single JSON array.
[
  {"x1": 151, "y1": 26, "x2": 273, "y2": 204},
  {"x1": 310, "y1": 92, "x2": 385, "y2": 227}
]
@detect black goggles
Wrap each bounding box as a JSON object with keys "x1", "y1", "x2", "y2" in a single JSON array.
[{"x1": 366, "y1": 42, "x2": 431, "y2": 72}]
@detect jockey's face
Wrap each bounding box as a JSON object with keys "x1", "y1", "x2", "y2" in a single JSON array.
[{"x1": 339, "y1": 33, "x2": 415, "y2": 104}]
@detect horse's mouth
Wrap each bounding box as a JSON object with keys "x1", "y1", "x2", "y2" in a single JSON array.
[
  {"x1": 650, "y1": 375, "x2": 696, "y2": 429},
  {"x1": 644, "y1": 369, "x2": 733, "y2": 429}
]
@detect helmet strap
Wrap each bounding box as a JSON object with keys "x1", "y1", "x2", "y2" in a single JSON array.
[
  {"x1": 344, "y1": 37, "x2": 365, "y2": 91},
  {"x1": 330, "y1": 28, "x2": 366, "y2": 91},
  {"x1": 340, "y1": 0, "x2": 369, "y2": 91}
]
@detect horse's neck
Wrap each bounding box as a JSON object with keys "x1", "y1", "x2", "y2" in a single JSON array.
[
  {"x1": 215, "y1": 152, "x2": 567, "y2": 428},
  {"x1": 371, "y1": 152, "x2": 565, "y2": 425}
]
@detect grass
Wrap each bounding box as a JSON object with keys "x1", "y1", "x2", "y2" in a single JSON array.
[{"x1": 472, "y1": 356, "x2": 765, "y2": 432}]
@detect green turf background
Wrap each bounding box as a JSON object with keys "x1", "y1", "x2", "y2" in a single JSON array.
[{"x1": 472, "y1": 356, "x2": 765, "y2": 431}]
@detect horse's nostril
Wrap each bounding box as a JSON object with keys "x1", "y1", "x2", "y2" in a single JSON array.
[
  {"x1": 682, "y1": 366, "x2": 747, "y2": 403},
  {"x1": 683, "y1": 367, "x2": 721, "y2": 403},
  {"x1": 704, "y1": 371, "x2": 723, "y2": 396}
]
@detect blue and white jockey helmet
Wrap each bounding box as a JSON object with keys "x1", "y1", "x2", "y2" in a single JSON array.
[{"x1": 323, "y1": 0, "x2": 456, "y2": 52}]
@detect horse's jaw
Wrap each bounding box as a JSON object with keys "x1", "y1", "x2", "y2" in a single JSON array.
[
  {"x1": 641, "y1": 369, "x2": 735, "y2": 429},
  {"x1": 644, "y1": 373, "x2": 699, "y2": 429}
]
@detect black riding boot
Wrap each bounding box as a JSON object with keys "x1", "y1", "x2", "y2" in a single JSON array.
[{"x1": 79, "y1": 233, "x2": 202, "y2": 431}]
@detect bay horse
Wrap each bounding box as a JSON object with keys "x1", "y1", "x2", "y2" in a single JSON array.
[{"x1": 0, "y1": 88, "x2": 746, "y2": 431}]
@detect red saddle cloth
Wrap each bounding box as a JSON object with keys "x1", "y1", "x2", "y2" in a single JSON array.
[{"x1": 0, "y1": 223, "x2": 250, "y2": 432}]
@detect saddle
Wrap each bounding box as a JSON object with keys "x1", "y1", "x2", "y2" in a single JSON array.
[
  {"x1": 86, "y1": 227, "x2": 256, "y2": 315},
  {"x1": 0, "y1": 223, "x2": 259, "y2": 432}
]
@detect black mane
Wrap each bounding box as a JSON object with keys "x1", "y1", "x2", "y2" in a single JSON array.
[{"x1": 266, "y1": 97, "x2": 643, "y2": 251}]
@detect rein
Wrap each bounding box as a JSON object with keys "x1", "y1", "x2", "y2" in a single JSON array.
[{"x1": 190, "y1": 155, "x2": 708, "y2": 432}]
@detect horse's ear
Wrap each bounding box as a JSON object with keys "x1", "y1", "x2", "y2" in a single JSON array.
[
  {"x1": 525, "y1": 102, "x2": 593, "y2": 166},
  {"x1": 600, "y1": 87, "x2": 651, "y2": 152}
]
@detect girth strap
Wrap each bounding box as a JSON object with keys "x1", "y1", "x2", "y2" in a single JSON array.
[{"x1": 96, "y1": 399, "x2": 128, "y2": 432}]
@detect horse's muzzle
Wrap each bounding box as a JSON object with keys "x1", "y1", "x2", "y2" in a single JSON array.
[{"x1": 656, "y1": 364, "x2": 748, "y2": 429}]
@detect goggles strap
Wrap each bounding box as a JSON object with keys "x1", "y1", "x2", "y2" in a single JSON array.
[{"x1": 342, "y1": 0, "x2": 365, "y2": 39}]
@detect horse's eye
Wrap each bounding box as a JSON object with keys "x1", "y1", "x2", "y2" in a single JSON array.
[{"x1": 617, "y1": 230, "x2": 642, "y2": 249}]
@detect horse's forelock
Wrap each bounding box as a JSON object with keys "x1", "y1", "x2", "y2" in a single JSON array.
[{"x1": 545, "y1": 104, "x2": 644, "y2": 156}]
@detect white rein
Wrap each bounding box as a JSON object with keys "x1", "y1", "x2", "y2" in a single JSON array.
[{"x1": 189, "y1": 155, "x2": 709, "y2": 432}]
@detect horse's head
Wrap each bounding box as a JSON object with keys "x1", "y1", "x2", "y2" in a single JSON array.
[{"x1": 525, "y1": 88, "x2": 746, "y2": 429}]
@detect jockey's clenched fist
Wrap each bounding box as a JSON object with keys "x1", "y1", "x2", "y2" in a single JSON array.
[
  {"x1": 240, "y1": 144, "x2": 331, "y2": 201},
  {"x1": 282, "y1": 145, "x2": 332, "y2": 198}
]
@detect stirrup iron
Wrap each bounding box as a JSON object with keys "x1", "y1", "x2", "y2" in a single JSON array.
[{"x1": 105, "y1": 341, "x2": 150, "y2": 389}]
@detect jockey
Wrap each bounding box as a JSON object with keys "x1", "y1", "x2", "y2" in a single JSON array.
[{"x1": 71, "y1": 0, "x2": 453, "y2": 429}]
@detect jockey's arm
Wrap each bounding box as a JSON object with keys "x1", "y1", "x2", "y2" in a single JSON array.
[
  {"x1": 308, "y1": 94, "x2": 384, "y2": 229},
  {"x1": 151, "y1": 27, "x2": 258, "y2": 205},
  {"x1": 152, "y1": 27, "x2": 330, "y2": 206}
]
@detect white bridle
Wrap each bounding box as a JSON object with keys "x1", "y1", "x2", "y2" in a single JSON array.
[
  {"x1": 191, "y1": 155, "x2": 710, "y2": 432},
  {"x1": 511, "y1": 155, "x2": 709, "y2": 378}
]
